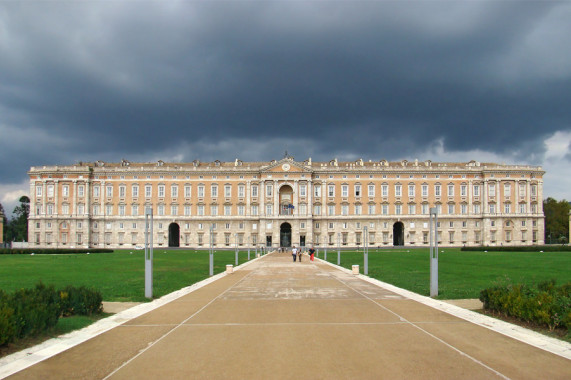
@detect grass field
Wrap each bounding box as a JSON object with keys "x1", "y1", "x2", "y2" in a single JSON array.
[
  {"x1": 320, "y1": 248, "x2": 571, "y2": 299},
  {"x1": 1, "y1": 248, "x2": 570, "y2": 301},
  {"x1": 0, "y1": 249, "x2": 256, "y2": 302}
]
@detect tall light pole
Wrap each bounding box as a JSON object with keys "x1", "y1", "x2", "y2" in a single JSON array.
[
  {"x1": 209, "y1": 224, "x2": 214, "y2": 276},
  {"x1": 363, "y1": 226, "x2": 368, "y2": 275},
  {"x1": 430, "y1": 207, "x2": 439, "y2": 297},
  {"x1": 235, "y1": 233, "x2": 238, "y2": 266},
  {"x1": 337, "y1": 232, "x2": 341, "y2": 265},
  {"x1": 144, "y1": 207, "x2": 154, "y2": 299}
]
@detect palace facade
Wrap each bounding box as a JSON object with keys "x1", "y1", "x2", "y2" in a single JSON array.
[{"x1": 28, "y1": 157, "x2": 545, "y2": 249}]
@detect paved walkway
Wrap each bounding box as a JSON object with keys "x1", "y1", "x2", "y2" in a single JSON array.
[{"x1": 2, "y1": 251, "x2": 570, "y2": 379}]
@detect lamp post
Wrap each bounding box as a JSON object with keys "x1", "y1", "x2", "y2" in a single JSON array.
[
  {"x1": 209, "y1": 224, "x2": 214, "y2": 276},
  {"x1": 337, "y1": 232, "x2": 341, "y2": 265},
  {"x1": 363, "y1": 226, "x2": 368, "y2": 275},
  {"x1": 144, "y1": 207, "x2": 153, "y2": 299},
  {"x1": 235, "y1": 233, "x2": 238, "y2": 266},
  {"x1": 430, "y1": 207, "x2": 439, "y2": 297}
]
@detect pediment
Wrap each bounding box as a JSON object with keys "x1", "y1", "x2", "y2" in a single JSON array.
[{"x1": 261, "y1": 158, "x2": 312, "y2": 174}]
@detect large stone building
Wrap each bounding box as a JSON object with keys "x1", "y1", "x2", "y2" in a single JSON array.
[{"x1": 28, "y1": 157, "x2": 544, "y2": 249}]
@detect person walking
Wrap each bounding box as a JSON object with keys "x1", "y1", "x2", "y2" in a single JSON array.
[
  {"x1": 292, "y1": 246, "x2": 298, "y2": 262},
  {"x1": 297, "y1": 248, "x2": 303, "y2": 262},
  {"x1": 309, "y1": 246, "x2": 315, "y2": 261}
]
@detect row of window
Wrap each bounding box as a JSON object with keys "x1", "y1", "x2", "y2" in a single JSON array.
[
  {"x1": 35, "y1": 182, "x2": 539, "y2": 200},
  {"x1": 36, "y1": 229, "x2": 538, "y2": 247},
  {"x1": 35, "y1": 200, "x2": 540, "y2": 217}
]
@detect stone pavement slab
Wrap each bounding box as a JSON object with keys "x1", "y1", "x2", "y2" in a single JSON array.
[{"x1": 2, "y1": 251, "x2": 570, "y2": 379}]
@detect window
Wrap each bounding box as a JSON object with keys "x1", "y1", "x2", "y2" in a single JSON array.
[
  {"x1": 531, "y1": 184, "x2": 537, "y2": 196},
  {"x1": 314, "y1": 205, "x2": 321, "y2": 215},
  {"x1": 198, "y1": 205, "x2": 205, "y2": 216},
  {"x1": 266, "y1": 184, "x2": 272, "y2": 197},
  {"x1": 519, "y1": 183, "x2": 526, "y2": 197},
  {"x1": 328, "y1": 205, "x2": 335, "y2": 216},
  {"x1": 328, "y1": 184, "x2": 335, "y2": 197},
  {"x1": 382, "y1": 204, "x2": 388, "y2": 215},
  {"x1": 251, "y1": 205, "x2": 258, "y2": 215},
  {"x1": 408, "y1": 184, "x2": 415, "y2": 197},
  {"x1": 211, "y1": 205, "x2": 218, "y2": 216},
  {"x1": 238, "y1": 205, "x2": 245, "y2": 216},
  {"x1": 519, "y1": 203, "x2": 526, "y2": 214},
  {"x1": 171, "y1": 185, "x2": 178, "y2": 198},
  {"x1": 382, "y1": 184, "x2": 388, "y2": 197},
  {"x1": 447, "y1": 184, "x2": 454, "y2": 197},
  {"x1": 62, "y1": 185, "x2": 69, "y2": 197},
  {"x1": 341, "y1": 185, "x2": 348, "y2": 197},
  {"x1": 106, "y1": 205, "x2": 113, "y2": 215},
  {"x1": 504, "y1": 203, "x2": 511, "y2": 214},
  {"x1": 266, "y1": 204, "x2": 272, "y2": 216},
  {"x1": 119, "y1": 205, "x2": 126, "y2": 216},
  {"x1": 238, "y1": 185, "x2": 245, "y2": 198},
  {"x1": 461, "y1": 204, "x2": 467, "y2": 214},
  {"x1": 158, "y1": 205, "x2": 165, "y2": 216},
  {"x1": 78, "y1": 185, "x2": 84, "y2": 197},
  {"x1": 461, "y1": 185, "x2": 467, "y2": 197},
  {"x1": 48, "y1": 184, "x2": 55, "y2": 197},
  {"x1": 118, "y1": 185, "x2": 125, "y2": 198},
  {"x1": 300, "y1": 184, "x2": 307, "y2": 197},
  {"x1": 198, "y1": 185, "x2": 205, "y2": 197},
  {"x1": 224, "y1": 205, "x2": 231, "y2": 216},
  {"x1": 408, "y1": 204, "x2": 415, "y2": 215},
  {"x1": 368, "y1": 204, "x2": 375, "y2": 215},
  {"x1": 368, "y1": 184, "x2": 375, "y2": 197},
  {"x1": 422, "y1": 203, "x2": 429, "y2": 215},
  {"x1": 448, "y1": 204, "x2": 454, "y2": 214},
  {"x1": 355, "y1": 184, "x2": 361, "y2": 197},
  {"x1": 473, "y1": 204, "x2": 480, "y2": 214},
  {"x1": 36, "y1": 185, "x2": 43, "y2": 197},
  {"x1": 341, "y1": 204, "x2": 349, "y2": 215},
  {"x1": 473, "y1": 184, "x2": 480, "y2": 197},
  {"x1": 184, "y1": 205, "x2": 191, "y2": 216},
  {"x1": 395, "y1": 184, "x2": 402, "y2": 197},
  {"x1": 504, "y1": 183, "x2": 511, "y2": 197},
  {"x1": 225, "y1": 185, "x2": 231, "y2": 197},
  {"x1": 211, "y1": 185, "x2": 218, "y2": 197},
  {"x1": 185, "y1": 185, "x2": 191, "y2": 198},
  {"x1": 62, "y1": 204, "x2": 69, "y2": 214},
  {"x1": 252, "y1": 185, "x2": 258, "y2": 197},
  {"x1": 314, "y1": 185, "x2": 321, "y2": 197},
  {"x1": 171, "y1": 205, "x2": 178, "y2": 216},
  {"x1": 395, "y1": 204, "x2": 402, "y2": 215},
  {"x1": 489, "y1": 183, "x2": 496, "y2": 197},
  {"x1": 145, "y1": 185, "x2": 152, "y2": 198},
  {"x1": 299, "y1": 204, "x2": 307, "y2": 216},
  {"x1": 489, "y1": 203, "x2": 496, "y2": 213},
  {"x1": 132, "y1": 185, "x2": 139, "y2": 198},
  {"x1": 106, "y1": 185, "x2": 113, "y2": 198},
  {"x1": 422, "y1": 184, "x2": 428, "y2": 197},
  {"x1": 435, "y1": 184, "x2": 441, "y2": 197},
  {"x1": 132, "y1": 205, "x2": 139, "y2": 216}
]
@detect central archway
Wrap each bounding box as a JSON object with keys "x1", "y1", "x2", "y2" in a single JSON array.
[
  {"x1": 168, "y1": 223, "x2": 180, "y2": 247},
  {"x1": 393, "y1": 222, "x2": 404, "y2": 246},
  {"x1": 280, "y1": 222, "x2": 292, "y2": 247}
]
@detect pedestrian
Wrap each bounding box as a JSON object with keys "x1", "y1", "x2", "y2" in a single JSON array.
[
  {"x1": 298, "y1": 248, "x2": 302, "y2": 262},
  {"x1": 309, "y1": 246, "x2": 315, "y2": 261},
  {"x1": 292, "y1": 246, "x2": 298, "y2": 262}
]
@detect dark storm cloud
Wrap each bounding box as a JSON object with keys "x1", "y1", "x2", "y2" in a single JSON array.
[{"x1": 1, "y1": 0, "x2": 571, "y2": 187}]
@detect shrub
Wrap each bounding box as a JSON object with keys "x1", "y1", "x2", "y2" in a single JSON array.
[
  {"x1": 0, "y1": 283, "x2": 103, "y2": 347},
  {"x1": 480, "y1": 280, "x2": 571, "y2": 332},
  {"x1": 0, "y1": 248, "x2": 114, "y2": 255},
  {"x1": 59, "y1": 286, "x2": 103, "y2": 317}
]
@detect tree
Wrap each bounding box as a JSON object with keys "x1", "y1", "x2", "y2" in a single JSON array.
[
  {"x1": 0, "y1": 202, "x2": 7, "y2": 243},
  {"x1": 543, "y1": 197, "x2": 570, "y2": 244},
  {"x1": 6, "y1": 196, "x2": 30, "y2": 242}
]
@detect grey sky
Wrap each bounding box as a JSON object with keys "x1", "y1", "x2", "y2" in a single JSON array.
[{"x1": 1, "y1": 1, "x2": 570, "y2": 215}]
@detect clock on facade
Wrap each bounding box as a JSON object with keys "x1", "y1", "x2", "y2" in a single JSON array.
[{"x1": 282, "y1": 163, "x2": 290, "y2": 171}]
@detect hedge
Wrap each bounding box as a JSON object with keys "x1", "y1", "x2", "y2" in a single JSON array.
[
  {"x1": 0, "y1": 248, "x2": 114, "y2": 255},
  {"x1": 462, "y1": 245, "x2": 571, "y2": 252},
  {"x1": 0, "y1": 283, "x2": 103, "y2": 347},
  {"x1": 480, "y1": 280, "x2": 571, "y2": 332}
]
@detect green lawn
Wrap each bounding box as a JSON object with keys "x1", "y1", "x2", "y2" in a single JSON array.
[
  {"x1": 2, "y1": 248, "x2": 570, "y2": 302},
  {"x1": 319, "y1": 248, "x2": 571, "y2": 299},
  {"x1": 0, "y1": 249, "x2": 256, "y2": 302}
]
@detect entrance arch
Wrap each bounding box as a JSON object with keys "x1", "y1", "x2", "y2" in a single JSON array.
[
  {"x1": 393, "y1": 222, "x2": 404, "y2": 246},
  {"x1": 280, "y1": 223, "x2": 292, "y2": 247},
  {"x1": 168, "y1": 223, "x2": 180, "y2": 247},
  {"x1": 279, "y1": 185, "x2": 294, "y2": 215}
]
